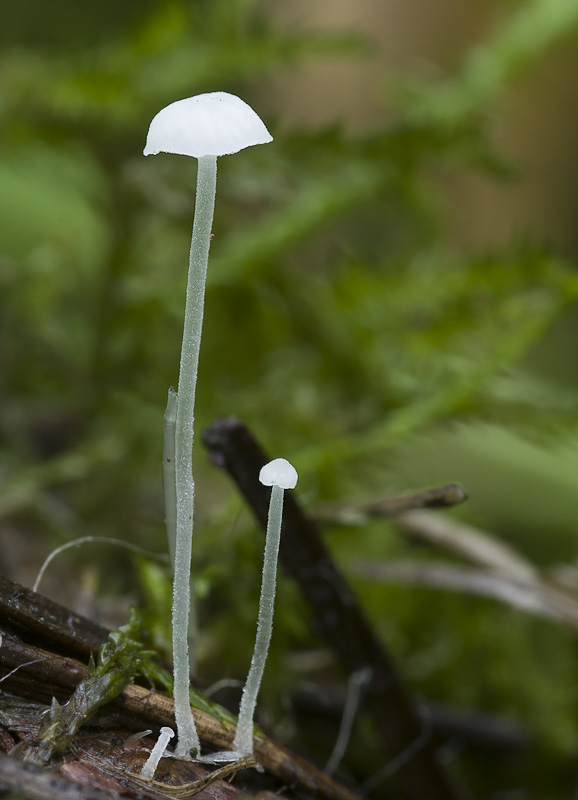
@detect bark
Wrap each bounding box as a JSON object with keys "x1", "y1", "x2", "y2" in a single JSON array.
[{"x1": 0, "y1": 582, "x2": 358, "y2": 800}]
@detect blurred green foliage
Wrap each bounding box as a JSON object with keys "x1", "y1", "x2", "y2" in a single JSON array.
[{"x1": 2, "y1": 0, "x2": 578, "y2": 796}]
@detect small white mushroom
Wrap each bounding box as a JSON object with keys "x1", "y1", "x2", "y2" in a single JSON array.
[
  {"x1": 140, "y1": 727, "x2": 175, "y2": 780},
  {"x1": 259, "y1": 458, "x2": 298, "y2": 490},
  {"x1": 233, "y1": 458, "x2": 298, "y2": 757},
  {"x1": 144, "y1": 92, "x2": 272, "y2": 760}
]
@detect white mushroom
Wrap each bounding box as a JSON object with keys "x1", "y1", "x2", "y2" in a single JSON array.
[
  {"x1": 144, "y1": 92, "x2": 272, "y2": 759},
  {"x1": 233, "y1": 458, "x2": 298, "y2": 757},
  {"x1": 140, "y1": 727, "x2": 175, "y2": 780}
]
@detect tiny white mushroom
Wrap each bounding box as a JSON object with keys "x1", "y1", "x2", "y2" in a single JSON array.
[
  {"x1": 233, "y1": 458, "x2": 298, "y2": 757},
  {"x1": 259, "y1": 458, "x2": 298, "y2": 490},
  {"x1": 140, "y1": 727, "x2": 175, "y2": 780},
  {"x1": 144, "y1": 92, "x2": 272, "y2": 760}
]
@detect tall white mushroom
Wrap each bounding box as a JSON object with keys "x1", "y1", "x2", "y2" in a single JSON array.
[
  {"x1": 233, "y1": 458, "x2": 298, "y2": 757},
  {"x1": 144, "y1": 92, "x2": 273, "y2": 759}
]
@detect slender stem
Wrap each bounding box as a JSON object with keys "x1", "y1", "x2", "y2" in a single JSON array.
[
  {"x1": 172, "y1": 154, "x2": 217, "y2": 758},
  {"x1": 33, "y1": 537, "x2": 167, "y2": 594},
  {"x1": 325, "y1": 667, "x2": 372, "y2": 776},
  {"x1": 163, "y1": 387, "x2": 178, "y2": 568},
  {"x1": 233, "y1": 483, "x2": 284, "y2": 755},
  {"x1": 165, "y1": 388, "x2": 199, "y2": 676}
]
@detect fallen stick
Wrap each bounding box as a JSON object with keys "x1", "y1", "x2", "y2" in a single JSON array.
[{"x1": 0, "y1": 624, "x2": 357, "y2": 800}]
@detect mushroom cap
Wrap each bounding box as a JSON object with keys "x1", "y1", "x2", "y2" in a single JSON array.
[
  {"x1": 144, "y1": 92, "x2": 273, "y2": 158},
  {"x1": 259, "y1": 458, "x2": 298, "y2": 490}
]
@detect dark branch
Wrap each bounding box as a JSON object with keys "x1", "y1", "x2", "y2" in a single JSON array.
[{"x1": 0, "y1": 575, "x2": 109, "y2": 661}]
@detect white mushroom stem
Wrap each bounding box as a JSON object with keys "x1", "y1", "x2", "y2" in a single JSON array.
[
  {"x1": 140, "y1": 727, "x2": 175, "y2": 779},
  {"x1": 172, "y1": 154, "x2": 217, "y2": 758},
  {"x1": 163, "y1": 387, "x2": 178, "y2": 568},
  {"x1": 233, "y1": 458, "x2": 298, "y2": 756},
  {"x1": 163, "y1": 386, "x2": 198, "y2": 678}
]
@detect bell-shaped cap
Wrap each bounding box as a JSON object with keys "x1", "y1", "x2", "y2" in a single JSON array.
[
  {"x1": 144, "y1": 92, "x2": 273, "y2": 158},
  {"x1": 259, "y1": 458, "x2": 298, "y2": 490}
]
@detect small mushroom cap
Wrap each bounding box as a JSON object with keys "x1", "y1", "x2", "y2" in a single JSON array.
[
  {"x1": 259, "y1": 458, "x2": 298, "y2": 490},
  {"x1": 144, "y1": 92, "x2": 273, "y2": 158}
]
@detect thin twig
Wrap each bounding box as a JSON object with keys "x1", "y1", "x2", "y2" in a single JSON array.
[
  {"x1": 0, "y1": 658, "x2": 47, "y2": 685},
  {"x1": 33, "y1": 537, "x2": 168, "y2": 593},
  {"x1": 389, "y1": 512, "x2": 578, "y2": 632},
  {"x1": 394, "y1": 510, "x2": 537, "y2": 583},
  {"x1": 325, "y1": 667, "x2": 371, "y2": 776}
]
